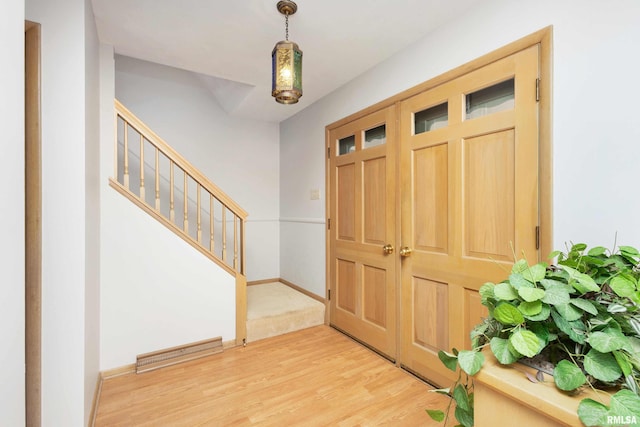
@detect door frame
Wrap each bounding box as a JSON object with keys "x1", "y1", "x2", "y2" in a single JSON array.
[
  {"x1": 25, "y1": 19, "x2": 42, "y2": 427},
  {"x1": 325, "y1": 26, "x2": 552, "y2": 352}
]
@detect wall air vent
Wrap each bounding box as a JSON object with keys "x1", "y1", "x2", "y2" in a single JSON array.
[{"x1": 135, "y1": 336, "x2": 223, "y2": 373}]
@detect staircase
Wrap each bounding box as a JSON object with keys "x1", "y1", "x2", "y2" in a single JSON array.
[{"x1": 110, "y1": 99, "x2": 248, "y2": 345}]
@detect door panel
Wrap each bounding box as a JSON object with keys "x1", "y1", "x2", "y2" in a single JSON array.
[
  {"x1": 363, "y1": 265, "x2": 387, "y2": 327},
  {"x1": 337, "y1": 164, "x2": 355, "y2": 241},
  {"x1": 413, "y1": 144, "x2": 448, "y2": 253},
  {"x1": 363, "y1": 157, "x2": 386, "y2": 244},
  {"x1": 336, "y1": 259, "x2": 356, "y2": 314},
  {"x1": 413, "y1": 277, "x2": 449, "y2": 351},
  {"x1": 400, "y1": 45, "x2": 540, "y2": 386},
  {"x1": 329, "y1": 106, "x2": 397, "y2": 359},
  {"x1": 464, "y1": 130, "x2": 515, "y2": 261}
]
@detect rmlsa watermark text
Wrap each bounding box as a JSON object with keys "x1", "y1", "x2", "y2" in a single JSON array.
[{"x1": 606, "y1": 415, "x2": 638, "y2": 426}]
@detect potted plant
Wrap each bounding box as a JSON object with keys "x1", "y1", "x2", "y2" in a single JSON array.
[{"x1": 427, "y1": 243, "x2": 640, "y2": 427}]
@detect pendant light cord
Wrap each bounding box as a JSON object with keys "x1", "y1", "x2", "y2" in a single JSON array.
[{"x1": 285, "y1": 13, "x2": 289, "y2": 41}]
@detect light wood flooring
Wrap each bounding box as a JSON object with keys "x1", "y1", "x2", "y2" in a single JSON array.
[{"x1": 95, "y1": 325, "x2": 451, "y2": 426}]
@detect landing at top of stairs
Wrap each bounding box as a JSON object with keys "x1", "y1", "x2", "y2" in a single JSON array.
[{"x1": 246, "y1": 282, "x2": 325, "y2": 342}]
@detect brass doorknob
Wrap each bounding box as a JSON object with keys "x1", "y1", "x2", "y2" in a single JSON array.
[
  {"x1": 399, "y1": 247, "x2": 413, "y2": 257},
  {"x1": 383, "y1": 244, "x2": 394, "y2": 255}
]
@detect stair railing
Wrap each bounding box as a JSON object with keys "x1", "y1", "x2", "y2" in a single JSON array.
[{"x1": 110, "y1": 99, "x2": 248, "y2": 277}]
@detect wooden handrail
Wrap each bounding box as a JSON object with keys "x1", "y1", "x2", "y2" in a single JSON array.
[
  {"x1": 111, "y1": 99, "x2": 247, "y2": 276},
  {"x1": 114, "y1": 99, "x2": 248, "y2": 219}
]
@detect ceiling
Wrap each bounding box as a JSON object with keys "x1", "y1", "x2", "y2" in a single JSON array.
[{"x1": 92, "y1": 0, "x2": 483, "y2": 123}]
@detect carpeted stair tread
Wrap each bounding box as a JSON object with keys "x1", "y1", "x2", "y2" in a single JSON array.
[{"x1": 246, "y1": 282, "x2": 325, "y2": 342}]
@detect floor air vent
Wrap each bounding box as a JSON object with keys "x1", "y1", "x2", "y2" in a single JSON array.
[{"x1": 136, "y1": 337, "x2": 223, "y2": 373}]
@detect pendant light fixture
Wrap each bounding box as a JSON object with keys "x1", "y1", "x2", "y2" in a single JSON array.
[{"x1": 271, "y1": 0, "x2": 302, "y2": 104}]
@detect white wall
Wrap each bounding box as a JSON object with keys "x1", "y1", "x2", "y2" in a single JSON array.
[
  {"x1": 0, "y1": 0, "x2": 25, "y2": 425},
  {"x1": 25, "y1": 0, "x2": 98, "y2": 424},
  {"x1": 84, "y1": 0, "x2": 101, "y2": 423},
  {"x1": 280, "y1": 0, "x2": 640, "y2": 296},
  {"x1": 114, "y1": 56, "x2": 281, "y2": 281},
  {"x1": 100, "y1": 189, "x2": 236, "y2": 369},
  {"x1": 100, "y1": 50, "x2": 237, "y2": 370},
  {"x1": 279, "y1": 118, "x2": 327, "y2": 297}
]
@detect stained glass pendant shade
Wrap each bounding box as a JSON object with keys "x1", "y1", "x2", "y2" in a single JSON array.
[{"x1": 271, "y1": 1, "x2": 302, "y2": 104}]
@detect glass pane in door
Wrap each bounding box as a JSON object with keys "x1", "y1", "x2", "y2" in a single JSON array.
[
  {"x1": 363, "y1": 124, "x2": 386, "y2": 149},
  {"x1": 466, "y1": 78, "x2": 514, "y2": 119},
  {"x1": 415, "y1": 102, "x2": 448, "y2": 135},
  {"x1": 338, "y1": 135, "x2": 356, "y2": 155}
]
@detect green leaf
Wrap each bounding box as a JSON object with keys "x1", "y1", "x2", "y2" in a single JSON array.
[
  {"x1": 508, "y1": 273, "x2": 534, "y2": 290},
  {"x1": 587, "y1": 246, "x2": 608, "y2": 256},
  {"x1": 507, "y1": 340, "x2": 523, "y2": 358},
  {"x1": 509, "y1": 330, "x2": 542, "y2": 358},
  {"x1": 457, "y1": 350, "x2": 484, "y2": 376},
  {"x1": 453, "y1": 384, "x2": 470, "y2": 411},
  {"x1": 454, "y1": 406, "x2": 474, "y2": 427},
  {"x1": 614, "y1": 350, "x2": 632, "y2": 376},
  {"x1": 494, "y1": 282, "x2": 519, "y2": 301},
  {"x1": 582, "y1": 255, "x2": 607, "y2": 267},
  {"x1": 523, "y1": 303, "x2": 551, "y2": 321},
  {"x1": 511, "y1": 259, "x2": 530, "y2": 274},
  {"x1": 518, "y1": 287, "x2": 546, "y2": 302},
  {"x1": 608, "y1": 303, "x2": 628, "y2": 313},
  {"x1": 587, "y1": 330, "x2": 628, "y2": 353},
  {"x1": 570, "y1": 298, "x2": 598, "y2": 315},
  {"x1": 619, "y1": 245, "x2": 640, "y2": 257},
  {"x1": 551, "y1": 310, "x2": 586, "y2": 344},
  {"x1": 625, "y1": 374, "x2": 639, "y2": 394},
  {"x1": 609, "y1": 389, "x2": 640, "y2": 421},
  {"x1": 426, "y1": 409, "x2": 445, "y2": 422},
  {"x1": 490, "y1": 337, "x2": 519, "y2": 364},
  {"x1": 583, "y1": 349, "x2": 623, "y2": 382},
  {"x1": 571, "y1": 243, "x2": 588, "y2": 252},
  {"x1": 632, "y1": 318, "x2": 640, "y2": 337},
  {"x1": 555, "y1": 303, "x2": 583, "y2": 321},
  {"x1": 548, "y1": 250, "x2": 562, "y2": 260},
  {"x1": 559, "y1": 265, "x2": 600, "y2": 294},
  {"x1": 540, "y1": 278, "x2": 573, "y2": 293},
  {"x1": 630, "y1": 336, "x2": 640, "y2": 355},
  {"x1": 518, "y1": 300, "x2": 542, "y2": 316},
  {"x1": 610, "y1": 275, "x2": 637, "y2": 298},
  {"x1": 438, "y1": 350, "x2": 458, "y2": 372},
  {"x1": 522, "y1": 263, "x2": 547, "y2": 283},
  {"x1": 493, "y1": 303, "x2": 524, "y2": 325},
  {"x1": 609, "y1": 255, "x2": 632, "y2": 271},
  {"x1": 577, "y1": 398, "x2": 610, "y2": 427},
  {"x1": 479, "y1": 282, "x2": 495, "y2": 303},
  {"x1": 529, "y1": 322, "x2": 550, "y2": 346},
  {"x1": 541, "y1": 286, "x2": 571, "y2": 305},
  {"x1": 470, "y1": 322, "x2": 488, "y2": 349},
  {"x1": 553, "y1": 360, "x2": 586, "y2": 391}
]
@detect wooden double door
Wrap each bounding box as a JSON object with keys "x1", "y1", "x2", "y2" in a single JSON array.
[{"x1": 328, "y1": 44, "x2": 542, "y2": 386}]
